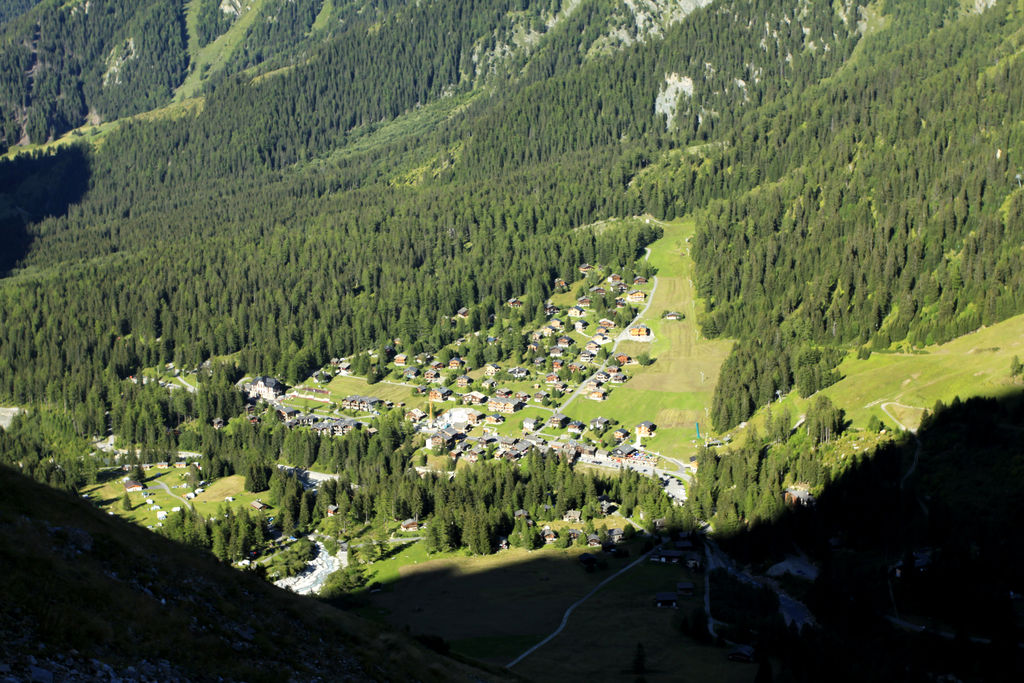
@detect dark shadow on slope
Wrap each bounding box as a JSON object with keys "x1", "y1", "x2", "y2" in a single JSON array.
[
  {"x1": 706, "y1": 389, "x2": 1024, "y2": 682},
  {"x1": 0, "y1": 465, "x2": 515, "y2": 682},
  {"x1": 318, "y1": 392, "x2": 1024, "y2": 682},
  {"x1": 0, "y1": 145, "x2": 90, "y2": 276}
]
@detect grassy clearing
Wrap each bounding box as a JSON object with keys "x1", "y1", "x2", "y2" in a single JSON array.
[
  {"x1": 362, "y1": 541, "x2": 646, "y2": 663},
  {"x1": 561, "y1": 218, "x2": 731, "y2": 458},
  {"x1": 191, "y1": 475, "x2": 270, "y2": 518},
  {"x1": 175, "y1": 0, "x2": 271, "y2": 100},
  {"x1": 83, "y1": 469, "x2": 192, "y2": 528},
  {"x1": 321, "y1": 375, "x2": 421, "y2": 407},
  {"x1": 736, "y1": 313, "x2": 1024, "y2": 438},
  {"x1": 513, "y1": 562, "x2": 753, "y2": 682}
]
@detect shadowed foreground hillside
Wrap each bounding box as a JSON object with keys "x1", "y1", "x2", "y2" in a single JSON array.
[{"x1": 0, "y1": 466, "x2": 515, "y2": 682}]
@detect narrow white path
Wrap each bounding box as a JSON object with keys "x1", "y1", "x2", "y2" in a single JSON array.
[
  {"x1": 507, "y1": 549, "x2": 654, "y2": 668},
  {"x1": 561, "y1": 247, "x2": 658, "y2": 411}
]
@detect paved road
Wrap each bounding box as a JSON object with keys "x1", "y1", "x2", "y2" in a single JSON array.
[
  {"x1": 507, "y1": 548, "x2": 655, "y2": 668},
  {"x1": 560, "y1": 247, "x2": 659, "y2": 412},
  {"x1": 149, "y1": 480, "x2": 192, "y2": 510}
]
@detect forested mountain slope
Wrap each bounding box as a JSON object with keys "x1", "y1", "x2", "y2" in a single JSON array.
[{"x1": 0, "y1": 0, "x2": 1022, "y2": 441}]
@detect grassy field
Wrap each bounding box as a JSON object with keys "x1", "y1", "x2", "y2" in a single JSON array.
[
  {"x1": 734, "y1": 312, "x2": 1024, "y2": 438},
  {"x1": 83, "y1": 469, "x2": 194, "y2": 528},
  {"x1": 320, "y1": 374, "x2": 422, "y2": 407},
  {"x1": 513, "y1": 562, "x2": 753, "y2": 682},
  {"x1": 191, "y1": 474, "x2": 272, "y2": 518},
  {"x1": 176, "y1": 0, "x2": 271, "y2": 100},
  {"x1": 561, "y1": 218, "x2": 732, "y2": 459},
  {"x1": 361, "y1": 540, "x2": 648, "y2": 664}
]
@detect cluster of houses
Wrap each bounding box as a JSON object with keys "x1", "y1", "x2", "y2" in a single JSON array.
[
  {"x1": 282, "y1": 413, "x2": 362, "y2": 436},
  {"x1": 423, "y1": 413, "x2": 658, "y2": 468}
]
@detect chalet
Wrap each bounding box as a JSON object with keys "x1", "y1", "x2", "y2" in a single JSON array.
[
  {"x1": 633, "y1": 276, "x2": 648, "y2": 285},
  {"x1": 509, "y1": 366, "x2": 529, "y2": 379},
  {"x1": 401, "y1": 519, "x2": 420, "y2": 532},
  {"x1": 551, "y1": 381, "x2": 569, "y2": 393},
  {"x1": 651, "y1": 549, "x2": 684, "y2": 564},
  {"x1": 615, "y1": 297, "x2": 627, "y2": 308},
  {"x1": 665, "y1": 311, "x2": 683, "y2": 320},
  {"x1": 554, "y1": 278, "x2": 567, "y2": 289},
  {"x1": 424, "y1": 368, "x2": 441, "y2": 382},
  {"x1": 484, "y1": 363, "x2": 501, "y2": 377},
  {"x1": 590, "y1": 417, "x2": 611, "y2": 432},
  {"x1": 522, "y1": 417, "x2": 538, "y2": 432},
  {"x1": 251, "y1": 500, "x2": 270, "y2": 511},
  {"x1": 564, "y1": 509, "x2": 582, "y2": 524},
  {"x1": 629, "y1": 324, "x2": 652, "y2": 338},
  {"x1": 124, "y1": 480, "x2": 144, "y2": 493},
  {"x1": 627, "y1": 290, "x2": 646, "y2": 303},
  {"x1": 584, "y1": 341, "x2": 600, "y2": 353},
  {"x1": 279, "y1": 406, "x2": 299, "y2": 419},
  {"x1": 174, "y1": 461, "x2": 187, "y2": 468},
  {"x1": 549, "y1": 318, "x2": 564, "y2": 330},
  {"x1": 212, "y1": 417, "x2": 225, "y2": 429},
  {"x1": 486, "y1": 414, "x2": 505, "y2": 425},
  {"x1": 542, "y1": 527, "x2": 558, "y2": 544},
  {"x1": 610, "y1": 373, "x2": 627, "y2": 383},
  {"x1": 540, "y1": 325, "x2": 555, "y2": 338},
  {"x1": 515, "y1": 391, "x2": 531, "y2": 403},
  {"x1": 608, "y1": 273, "x2": 622, "y2": 284},
  {"x1": 532, "y1": 391, "x2": 549, "y2": 403},
  {"x1": 593, "y1": 334, "x2": 612, "y2": 345},
  {"x1": 577, "y1": 296, "x2": 592, "y2": 307},
  {"x1": 336, "y1": 361, "x2": 352, "y2": 376},
  {"x1": 599, "y1": 318, "x2": 616, "y2": 328},
  {"x1": 654, "y1": 592, "x2": 678, "y2": 609},
  {"x1": 394, "y1": 354, "x2": 408, "y2": 366},
  {"x1": 552, "y1": 359, "x2": 564, "y2": 371},
  {"x1": 488, "y1": 396, "x2": 520, "y2": 414},
  {"x1": 587, "y1": 533, "x2": 602, "y2": 547},
  {"x1": 574, "y1": 320, "x2": 590, "y2": 334},
  {"x1": 615, "y1": 353, "x2": 632, "y2": 365},
  {"x1": 545, "y1": 373, "x2": 561, "y2": 385},
  {"x1": 463, "y1": 409, "x2": 484, "y2": 426},
  {"x1": 402, "y1": 367, "x2": 420, "y2": 380},
  {"x1": 463, "y1": 390, "x2": 487, "y2": 405},
  {"x1": 578, "y1": 263, "x2": 594, "y2": 274},
  {"x1": 614, "y1": 282, "x2": 629, "y2": 293},
  {"x1": 456, "y1": 375, "x2": 472, "y2": 388},
  {"x1": 456, "y1": 307, "x2": 470, "y2": 319},
  {"x1": 514, "y1": 509, "x2": 530, "y2": 520},
  {"x1": 494, "y1": 387, "x2": 513, "y2": 398},
  {"x1": 549, "y1": 346, "x2": 565, "y2": 358},
  {"x1": 481, "y1": 378, "x2": 497, "y2": 390},
  {"x1": 590, "y1": 286, "x2": 607, "y2": 296},
  {"x1": 588, "y1": 388, "x2": 607, "y2": 401},
  {"x1": 342, "y1": 395, "x2": 384, "y2": 412},
  {"x1": 248, "y1": 376, "x2": 285, "y2": 401},
  {"x1": 448, "y1": 357, "x2": 465, "y2": 369},
  {"x1": 544, "y1": 302, "x2": 558, "y2": 316},
  {"x1": 507, "y1": 298, "x2": 523, "y2": 308},
  {"x1": 785, "y1": 488, "x2": 816, "y2": 507},
  {"x1": 637, "y1": 421, "x2": 657, "y2": 437},
  {"x1": 567, "y1": 421, "x2": 585, "y2": 436},
  {"x1": 568, "y1": 305, "x2": 586, "y2": 318},
  {"x1": 608, "y1": 528, "x2": 624, "y2": 544},
  {"x1": 547, "y1": 413, "x2": 568, "y2": 429},
  {"x1": 567, "y1": 362, "x2": 584, "y2": 374},
  {"x1": 326, "y1": 505, "x2": 339, "y2": 517},
  {"x1": 613, "y1": 428, "x2": 630, "y2": 441}
]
